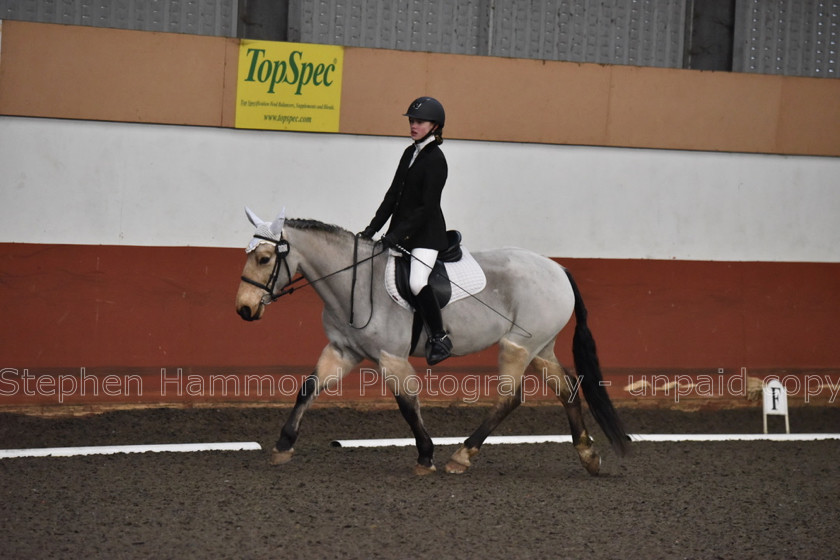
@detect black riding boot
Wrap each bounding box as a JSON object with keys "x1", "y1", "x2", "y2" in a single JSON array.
[{"x1": 415, "y1": 286, "x2": 452, "y2": 365}]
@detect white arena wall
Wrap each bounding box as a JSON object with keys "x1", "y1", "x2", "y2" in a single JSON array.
[{"x1": 3, "y1": 116, "x2": 838, "y2": 262}]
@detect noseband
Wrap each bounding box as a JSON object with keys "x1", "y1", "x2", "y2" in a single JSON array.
[{"x1": 240, "y1": 234, "x2": 302, "y2": 304}]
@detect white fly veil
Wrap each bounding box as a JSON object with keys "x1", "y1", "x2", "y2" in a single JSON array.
[{"x1": 245, "y1": 206, "x2": 286, "y2": 253}]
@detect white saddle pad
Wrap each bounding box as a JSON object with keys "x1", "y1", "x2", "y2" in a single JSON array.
[{"x1": 384, "y1": 246, "x2": 487, "y2": 311}]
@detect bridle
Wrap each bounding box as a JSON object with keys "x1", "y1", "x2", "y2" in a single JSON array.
[
  {"x1": 240, "y1": 233, "x2": 386, "y2": 326},
  {"x1": 240, "y1": 234, "x2": 301, "y2": 305}
]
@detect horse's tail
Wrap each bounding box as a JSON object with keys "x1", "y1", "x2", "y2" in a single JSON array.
[{"x1": 564, "y1": 268, "x2": 630, "y2": 457}]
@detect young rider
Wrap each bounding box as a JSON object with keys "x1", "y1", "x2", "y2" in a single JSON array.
[{"x1": 358, "y1": 96, "x2": 452, "y2": 365}]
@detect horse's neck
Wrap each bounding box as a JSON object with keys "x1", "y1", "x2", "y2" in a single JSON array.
[{"x1": 288, "y1": 226, "x2": 356, "y2": 311}]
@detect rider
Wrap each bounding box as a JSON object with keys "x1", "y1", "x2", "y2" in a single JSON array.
[{"x1": 358, "y1": 96, "x2": 452, "y2": 365}]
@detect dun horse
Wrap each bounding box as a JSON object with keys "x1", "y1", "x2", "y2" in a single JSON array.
[{"x1": 235, "y1": 208, "x2": 628, "y2": 475}]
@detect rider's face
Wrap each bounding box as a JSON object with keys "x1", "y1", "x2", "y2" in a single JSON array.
[{"x1": 409, "y1": 118, "x2": 436, "y2": 141}]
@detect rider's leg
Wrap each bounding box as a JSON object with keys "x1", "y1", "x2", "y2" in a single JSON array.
[
  {"x1": 410, "y1": 248, "x2": 452, "y2": 365},
  {"x1": 408, "y1": 248, "x2": 438, "y2": 296}
]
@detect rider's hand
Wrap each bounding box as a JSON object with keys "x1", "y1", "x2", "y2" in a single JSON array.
[{"x1": 357, "y1": 226, "x2": 376, "y2": 239}]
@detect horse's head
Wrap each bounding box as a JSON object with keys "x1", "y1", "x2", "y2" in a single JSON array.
[{"x1": 235, "y1": 207, "x2": 295, "y2": 321}]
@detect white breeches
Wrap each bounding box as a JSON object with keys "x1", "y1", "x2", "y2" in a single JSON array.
[{"x1": 409, "y1": 248, "x2": 439, "y2": 295}]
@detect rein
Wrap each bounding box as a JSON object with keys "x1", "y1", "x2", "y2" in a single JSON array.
[
  {"x1": 241, "y1": 234, "x2": 386, "y2": 321},
  {"x1": 242, "y1": 231, "x2": 531, "y2": 338}
]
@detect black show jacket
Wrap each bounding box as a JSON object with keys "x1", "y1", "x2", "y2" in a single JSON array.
[{"x1": 367, "y1": 141, "x2": 449, "y2": 252}]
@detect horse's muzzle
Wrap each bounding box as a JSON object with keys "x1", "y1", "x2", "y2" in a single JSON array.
[{"x1": 237, "y1": 305, "x2": 260, "y2": 321}]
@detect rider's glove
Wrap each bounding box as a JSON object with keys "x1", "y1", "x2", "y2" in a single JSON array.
[{"x1": 357, "y1": 226, "x2": 377, "y2": 239}]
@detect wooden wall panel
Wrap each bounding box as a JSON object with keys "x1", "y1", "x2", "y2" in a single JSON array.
[
  {"x1": 1, "y1": 20, "x2": 839, "y2": 155},
  {"x1": 605, "y1": 66, "x2": 782, "y2": 153},
  {"x1": 338, "y1": 48, "x2": 429, "y2": 137},
  {"x1": 0, "y1": 21, "x2": 233, "y2": 126},
  {"x1": 776, "y1": 76, "x2": 840, "y2": 155}
]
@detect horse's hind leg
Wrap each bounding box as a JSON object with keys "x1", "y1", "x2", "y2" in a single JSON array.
[
  {"x1": 379, "y1": 352, "x2": 436, "y2": 475},
  {"x1": 271, "y1": 343, "x2": 360, "y2": 465},
  {"x1": 445, "y1": 338, "x2": 530, "y2": 474},
  {"x1": 533, "y1": 348, "x2": 600, "y2": 476}
]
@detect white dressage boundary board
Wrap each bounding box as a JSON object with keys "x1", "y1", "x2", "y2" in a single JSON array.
[
  {"x1": 330, "y1": 433, "x2": 840, "y2": 448},
  {"x1": 4, "y1": 436, "x2": 837, "y2": 457},
  {"x1": 0, "y1": 442, "x2": 262, "y2": 459}
]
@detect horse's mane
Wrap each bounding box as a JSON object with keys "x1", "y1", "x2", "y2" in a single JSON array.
[{"x1": 285, "y1": 218, "x2": 353, "y2": 238}]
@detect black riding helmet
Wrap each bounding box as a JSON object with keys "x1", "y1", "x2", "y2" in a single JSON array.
[{"x1": 403, "y1": 97, "x2": 445, "y2": 130}]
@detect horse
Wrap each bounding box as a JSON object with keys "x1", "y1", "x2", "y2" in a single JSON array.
[{"x1": 235, "y1": 208, "x2": 629, "y2": 475}]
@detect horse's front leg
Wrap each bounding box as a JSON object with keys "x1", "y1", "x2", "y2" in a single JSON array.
[
  {"x1": 271, "y1": 343, "x2": 360, "y2": 465},
  {"x1": 379, "y1": 351, "x2": 436, "y2": 475}
]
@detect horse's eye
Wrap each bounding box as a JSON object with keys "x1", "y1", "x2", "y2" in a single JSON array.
[{"x1": 259, "y1": 256, "x2": 271, "y2": 265}]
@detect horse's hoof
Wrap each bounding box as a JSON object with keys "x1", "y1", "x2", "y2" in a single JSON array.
[
  {"x1": 445, "y1": 445, "x2": 478, "y2": 474},
  {"x1": 444, "y1": 460, "x2": 469, "y2": 474},
  {"x1": 270, "y1": 447, "x2": 294, "y2": 465},
  {"x1": 579, "y1": 449, "x2": 601, "y2": 476},
  {"x1": 414, "y1": 463, "x2": 437, "y2": 476}
]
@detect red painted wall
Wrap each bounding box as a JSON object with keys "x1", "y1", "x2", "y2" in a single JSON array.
[{"x1": 4, "y1": 243, "x2": 838, "y2": 372}]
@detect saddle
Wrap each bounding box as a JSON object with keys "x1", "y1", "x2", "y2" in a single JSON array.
[
  {"x1": 393, "y1": 230, "x2": 463, "y2": 310},
  {"x1": 387, "y1": 231, "x2": 486, "y2": 355}
]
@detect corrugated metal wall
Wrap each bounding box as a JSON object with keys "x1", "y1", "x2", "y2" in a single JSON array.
[
  {"x1": 288, "y1": 0, "x2": 486, "y2": 54},
  {"x1": 734, "y1": 0, "x2": 839, "y2": 77},
  {"x1": 486, "y1": 0, "x2": 685, "y2": 67},
  {"x1": 2, "y1": 0, "x2": 838, "y2": 78},
  {"x1": 0, "y1": 0, "x2": 238, "y2": 37},
  {"x1": 290, "y1": 0, "x2": 686, "y2": 68}
]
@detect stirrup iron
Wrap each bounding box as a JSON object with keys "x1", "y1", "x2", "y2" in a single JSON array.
[{"x1": 425, "y1": 333, "x2": 452, "y2": 365}]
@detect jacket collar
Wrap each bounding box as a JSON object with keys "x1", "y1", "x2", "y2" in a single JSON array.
[
  {"x1": 413, "y1": 134, "x2": 437, "y2": 152},
  {"x1": 409, "y1": 135, "x2": 436, "y2": 167}
]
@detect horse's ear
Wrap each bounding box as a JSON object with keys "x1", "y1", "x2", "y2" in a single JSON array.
[
  {"x1": 269, "y1": 207, "x2": 286, "y2": 236},
  {"x1": 245, "y1": 206, "x2": 264, "y2": 227}
]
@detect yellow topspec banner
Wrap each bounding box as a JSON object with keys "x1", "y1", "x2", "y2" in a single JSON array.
[{"x1": 235, "y1": 40, "x2": 344, "y2": 132}]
